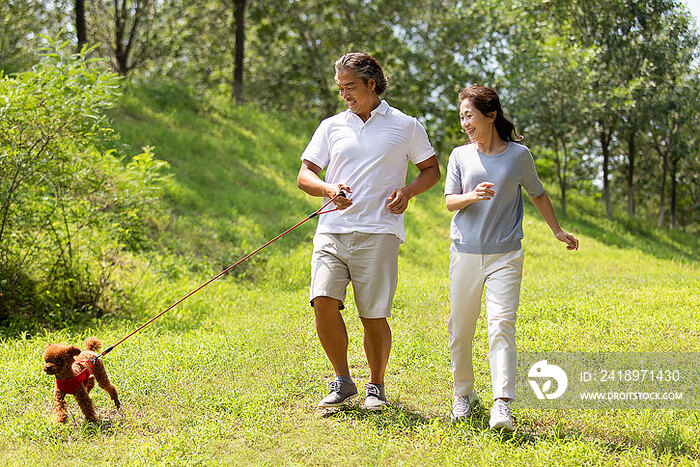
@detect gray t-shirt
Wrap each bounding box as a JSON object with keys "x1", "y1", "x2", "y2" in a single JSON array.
[{"x1": 444, "y1": 142, "x2": 545, "y2": 254}]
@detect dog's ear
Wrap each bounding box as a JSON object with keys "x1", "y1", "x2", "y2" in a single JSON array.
[{"x1": 67, "y1": 346, "x2": 81, "y2": 357}]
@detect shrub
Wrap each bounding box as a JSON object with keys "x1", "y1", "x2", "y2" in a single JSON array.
[{"x1": 0, "y1": 38, "x2": 168, "y2": 328}]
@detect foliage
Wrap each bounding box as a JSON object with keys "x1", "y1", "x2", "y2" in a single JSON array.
[
  {"x1": 0, "y1": 38, "x2": 169, "y2": 326},
  {"x1": 0, "y1": 0, "x2": 69, "y2": 73}
]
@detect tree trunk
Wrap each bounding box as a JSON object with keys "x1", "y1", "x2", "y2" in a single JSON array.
[
  {"x1": 553, "y1": 136, "x2": 567, "y2": 216},
  {"x1": 75, "y1": 0, "x2": 87, "y2": 53},
  {"x1": 669, "y1": 156, "x2": 678, "y2": 229},
  {"x1": 599, "y1": 124, "x2": 613, "y2": 220},
  {"x1": 561, "y1": 138, "x2": 570, "y2": 217},
  {"x1": 232, "y1": 0, "x2": 246, "y2": 103},
  {"x1": 113, "y1": 0, "x2": 128, "y2": 75},
  {"x1": 656, "y1": 143, "x2": 668, "y2": 228},
  {"x1": 626, "y1": 124, "x2": 636, "y2": 217}
]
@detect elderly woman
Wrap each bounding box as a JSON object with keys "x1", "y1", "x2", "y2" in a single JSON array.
[{"x1": 444, "y1": 85, "x2": 578, "y2": 430}]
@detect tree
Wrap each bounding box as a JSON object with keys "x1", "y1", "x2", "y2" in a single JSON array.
[
  {"x1": 88, "y1": 0, "x2": 157, "y2": 75},
  {"x1": 139, "y1": 0, "x2": 236, "y2": 92},
  {"x1": 505, "y1": 10, "x2": 594, "y2": 215},
  {"x1": 232, "y1": 0, "x2": 246, "y2": 103},
  {"x1": 75, "y1": 0, "x2": 87, "y2": 52},
  {"x1": 667, "y1": 76, "x2": 700, "y2": 229},
  {"x1": 548, "y1": 0, "x2": 687, "y2": 219}
]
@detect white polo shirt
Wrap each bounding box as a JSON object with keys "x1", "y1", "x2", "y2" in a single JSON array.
[{"x1": 301, "y1": 100, "x2": 435, "y2": 242}]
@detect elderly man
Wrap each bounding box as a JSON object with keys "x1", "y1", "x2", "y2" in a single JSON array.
[{"x1": 297, "y1": 52, "x2": 440, "y2": 411}]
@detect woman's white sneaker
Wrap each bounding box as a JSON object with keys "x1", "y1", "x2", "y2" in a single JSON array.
[
  {"x1": 489, "y1": 399, "x2": 513, "y2": 431},
  {"x1": 451, "y1": 391, "x2": 479, "y2": 420}
]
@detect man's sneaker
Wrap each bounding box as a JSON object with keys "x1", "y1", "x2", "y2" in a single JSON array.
[
  {"x1": 317, "y1": 379, "x2": 358, "y2": 408},
  {"x1": 489, "y1": 398, "x2": 514, "y2": 431},
  {"x1": 364, "y1": 383, "x2": 387, "y2": 411},
  {"x1": 451, "y1": 390, "x2": 479, "y2": 421}
]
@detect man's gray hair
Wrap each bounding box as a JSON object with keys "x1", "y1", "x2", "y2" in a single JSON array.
[{"x1": 335, "y1": 52, "x2": 388, "y2": 95}]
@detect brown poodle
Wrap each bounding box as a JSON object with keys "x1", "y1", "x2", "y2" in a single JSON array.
[{"x1": 42, "y1": 337, "x2": 120, "y2": 424}]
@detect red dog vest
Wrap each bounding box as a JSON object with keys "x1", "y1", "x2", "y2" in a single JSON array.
[{"x1": 55, "y1": 360, "x2": 94, "y2": 394}]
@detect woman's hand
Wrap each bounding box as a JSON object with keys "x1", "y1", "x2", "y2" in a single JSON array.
[
  {"x1": 469, "y1": 182, "x2": 495, "y2": 202},
  {"x1": 554, "y1": 230, "x2": 579, "y2": 250},
  {"x1": 446, "y1": 182, "x2": 495, "y2": 211}
]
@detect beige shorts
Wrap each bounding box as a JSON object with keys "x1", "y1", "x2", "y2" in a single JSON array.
[{"x1": 309, "y1": 232, "x2": 400, "y2": 319}]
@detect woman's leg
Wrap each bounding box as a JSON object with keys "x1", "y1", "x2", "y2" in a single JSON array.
[
  {"x1": 448, "y1": 246, "x2": 485, "y2": 397},
  {"x1": 483, "y1": 249, "x2": 524, "y2": 401}
]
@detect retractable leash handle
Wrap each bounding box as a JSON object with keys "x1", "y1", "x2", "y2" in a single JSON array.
[
  {"x1": 310, "y1": 189, "x2": 350, "y2": 218},
  {"x1": 96, "y1": 192, "x2": 344, "y2": 360}
]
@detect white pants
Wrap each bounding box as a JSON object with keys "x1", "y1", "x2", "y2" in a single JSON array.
[{"x1": 448, "y1": 246, "x2": 524, "y2": 400}]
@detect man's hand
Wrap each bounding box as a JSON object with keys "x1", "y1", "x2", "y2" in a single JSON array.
[
  {"x1": 298, "y1": 160, "x2": 352, "y2": 210},
  {"x1": 325, "y1": 183, "x2": 353, "y2": 210},
  {"x1": 388, "y1": 155, "x2": 440, "y2": 215},
  {"x1": 387, "y1": 187, "x2": 412, "y2": 214}
]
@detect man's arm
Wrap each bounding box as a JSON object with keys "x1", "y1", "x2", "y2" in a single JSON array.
[
  {"x1": 387, "y1": 156, "x2": 441, "y2": 214},
  {"x1": 297, "y1": 160, "x2": 353, "y2": 209}
]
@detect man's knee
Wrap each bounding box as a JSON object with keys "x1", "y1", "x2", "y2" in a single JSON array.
[
  {"x1": 360, "y1": 316, "x2": 389, "y2": 331},
  {"x1": 313, "y1": 296, "x2": 342, "y2": 315}
]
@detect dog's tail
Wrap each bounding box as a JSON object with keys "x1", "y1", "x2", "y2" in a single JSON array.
[{"x1": 84, "y1": 337, "x2": 101, "y2": 352}]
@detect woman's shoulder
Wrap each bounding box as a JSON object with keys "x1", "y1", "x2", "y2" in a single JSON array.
[
  {"x1": 506, "y1": 141, "x2": 536, "y2": 161},
  {"x1": 450, "y1": 142, "x2": 477, "y2": 157},
  {"x1": 508, "y1": 141, "x2": 530, "y2": 153}
]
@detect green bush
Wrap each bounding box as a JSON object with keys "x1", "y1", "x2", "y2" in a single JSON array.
[{"x1": 0, "y1": 38, "x2": 169, "y2": 328}]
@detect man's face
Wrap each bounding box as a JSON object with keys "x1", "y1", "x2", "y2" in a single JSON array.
[{"x1": 335, "y1": 68, "x2": 376, "y2": 116}]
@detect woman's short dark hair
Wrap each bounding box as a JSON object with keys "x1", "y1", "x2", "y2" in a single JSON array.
[
  {"x1": 459, "y1": 85, "x2": 522, "y2": 142},
  {"x1": 335, "y1": 52, "x2": 388, "y2": 95}
]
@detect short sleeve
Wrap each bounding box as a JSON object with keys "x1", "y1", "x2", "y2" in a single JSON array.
[
  {"x1": 408, "y1": 119, "x2": 435, "y2": 164},
  {"x1": 519, "y1": 148, "x2": 545, "y2": 197},
  {"x1": 300, "y1": 120, "x2": 330, "y2": 169},
  {"x1": 444, "y1": 149, "x2": 463, "y2": 196}
]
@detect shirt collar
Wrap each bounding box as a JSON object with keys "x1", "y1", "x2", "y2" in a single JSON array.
[
  {"x1": 373, "y1": 99, "x2": 389, "y2": 116},
  {"x1": 344, "y1": 99, "x2": 390, "y2": 121}
]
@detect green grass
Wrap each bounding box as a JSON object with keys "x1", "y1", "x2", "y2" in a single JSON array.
[{"x1": 0, "y1": 84, "x2": 698, "y2": 466}]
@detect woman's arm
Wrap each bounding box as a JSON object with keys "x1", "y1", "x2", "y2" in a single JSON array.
[
  {"x1": 445, "y1": 182, "x2": 495, "y2": 211},
  {"x1": 529, "y1": 190, "x2": 579, "y2": 250}
]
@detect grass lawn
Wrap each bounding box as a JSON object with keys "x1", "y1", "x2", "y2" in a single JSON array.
[{"x1": 0, "y1": 85, "x2": 698, "y2": 466}]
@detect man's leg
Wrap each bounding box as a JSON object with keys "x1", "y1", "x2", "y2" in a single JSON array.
[
  {"x1": 350, "y1": 233, "x2": 399, "y2": 410},
  {"x1": 359, "y1": 317, "x2": 391, "y2": 384},
  {"x1": 313, "y1": 296, "x2": 350, "y2": 378},
  {"x1": 309, "y1": 234, "x2": 357, "y2": 408}
]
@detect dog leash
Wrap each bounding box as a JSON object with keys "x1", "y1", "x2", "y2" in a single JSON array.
[{"x1": 93, "y1": 191, "x2": 347, "y2": 362}]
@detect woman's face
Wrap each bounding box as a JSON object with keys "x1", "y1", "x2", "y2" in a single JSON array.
[{"x1": 459, "y1": 99, "x2": 495, "y2": 143}]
